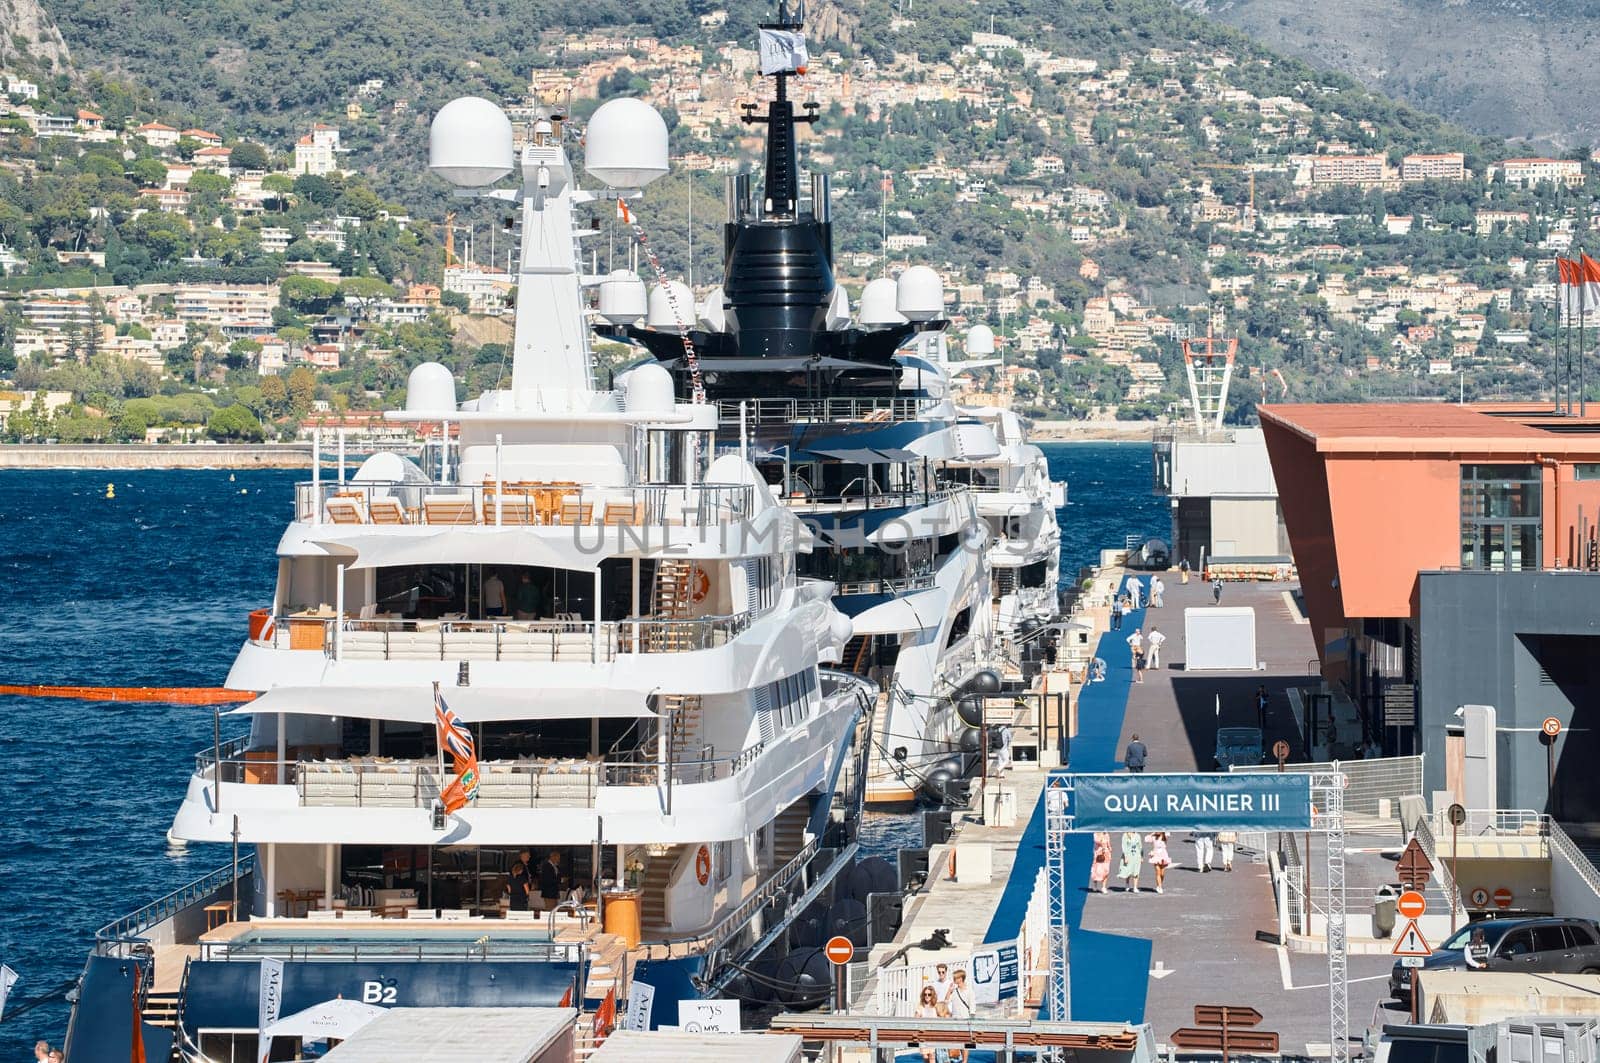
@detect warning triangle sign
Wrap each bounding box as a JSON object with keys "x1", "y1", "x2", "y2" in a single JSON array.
[{"x1": 1393, "y1": 919, "x2": 1432, "y2": 957}]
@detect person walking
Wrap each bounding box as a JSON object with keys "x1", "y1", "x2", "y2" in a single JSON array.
[
  {"x1": 1118, "y1": 831, "x2": 1143, "y2": 893},
  {"x1": 1218, "y1": 829, "x2": 1238, "y2": 872},
  {"x1": 1127, "y1": 577, "x2": 1143, "y2": 609},
  {"x1": 1179, "y1": 557, "x2": 1191, "y2": 584},
  {"x1": 1146, "y1": 831, "x2": 1173, "y2": 893},
  {"x1": 1090, "y1": 832, "x2": 1113, "y2": 893},
  {"x1": 1255, "y1": 685, "x2": 1269, "y2": 731},
  {"x1": 1211, "y1": 576, "x2": 1223, "y2": 604},
  {"x1": 1150, "y1": 575, "x2": 1165, "y2": 607},
  {"x1": 1110, "y1": 596, "x2": 1124, "y2": 631},
  {"x1": 1192, "y1": 830, "x2": 1215, "y2": 872},
  {"x1": 1127, "y1": 628, "x2": 1146, "y2": 683},
  {"x1": 913, "y1": 986, "x2": 951, "y2": 1061},
  {"x1": 1146, "y1": 627, "x2": 1166, "y2": 669},
  {"x1": 946, "y1": 970, "x2": 974, "y2": 1060},
  {"x1": 1124, "y1": 733, "x2": 1148, "y2": 773}
]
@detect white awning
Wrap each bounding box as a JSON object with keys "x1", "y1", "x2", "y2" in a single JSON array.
[
  {"x1": 314, "y1": 528, "x2": 605, "y2": 572},
  {"x1": 226, "y1": 685, "x2": 657, "y2": 723},
  {"x1": 263, "y1": 999, "x2": 387, "y2": 1044}
]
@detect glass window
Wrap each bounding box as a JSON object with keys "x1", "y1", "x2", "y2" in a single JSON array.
[
  {"x1": 1532, "y1": 925, "x2": 1569, "y2": 952},
  {"x1": 1461, "y1": 464, "x2": 1541, "y2": 571},
  {"x1": 1565, "y1": 922, "x2": 1598, "y2": 947},
  {"x1": 1498, "y1": 929, "x2": 1536, "y2": 957}
]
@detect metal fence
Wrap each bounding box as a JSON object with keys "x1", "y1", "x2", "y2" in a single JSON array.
[{"x1": 1232, "y1": 754, "x2": 1423, "y2": 818}]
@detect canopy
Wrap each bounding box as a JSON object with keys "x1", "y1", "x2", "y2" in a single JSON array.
[
  {"x1": 227, "y1": 685, "x2": 657, "y2": 723},
  {"x1": 806, "y1": 446, "x2": 920, "y2": 465},
  {"x1": 849, "y1": 587, "x2": 948, "y2": 635},
  {"x1": 314, "y1": 528, "x2": 605, "y2": 572},
  {"x1": 262, "y1": 998, "x2": 387, "y2": 1044}
]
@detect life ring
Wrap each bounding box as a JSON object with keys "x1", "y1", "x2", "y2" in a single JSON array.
[
  {"x1": 695, "y1": 844, "x2": 712, "y2": 886},
  {"x1": 690, "y1": 566, "x2": 711, "y2": 604}
]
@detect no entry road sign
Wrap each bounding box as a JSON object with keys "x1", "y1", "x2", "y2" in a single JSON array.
[
  {"x1": 824, "y1": 936, "x2": 854, "y2": 965},
  {"x1": 1397, "y1": 891, "x2": 1426, "y2": 920}
]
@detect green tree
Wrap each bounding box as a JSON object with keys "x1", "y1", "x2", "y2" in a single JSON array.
[
  {"x1": 230, "y1": 141, "x2": 269, "y2": 171},
  {"x1": 280, "y1": 275, "x2": 339, "y2": 314},
  {"x1": 207, "y1": 403, "x2": 265, "y2": 441},
  {"x1": 260, "y1": 372, "x2": 288, "y2": 414},
  {"x1": 129, "y1": 157, "x2": 167, "y2": 187}
]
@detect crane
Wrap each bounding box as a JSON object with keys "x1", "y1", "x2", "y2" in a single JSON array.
[{"x1": 444, "y1": 210, "x2": 457, "y2": 268}]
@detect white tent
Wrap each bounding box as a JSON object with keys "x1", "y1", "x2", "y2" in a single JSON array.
[{"x1": 261, "y1": 998, "x2": 388, "y2": 1046}]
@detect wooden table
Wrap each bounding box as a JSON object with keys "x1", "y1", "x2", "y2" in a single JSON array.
[{"x1": 204, "y1": 902, "x2": 233, "y2": 931}]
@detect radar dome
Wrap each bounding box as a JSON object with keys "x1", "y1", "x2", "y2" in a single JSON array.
[
  {"x1": 429, "y1": 97, "x2": 514, "y2": 188},
  {"x1": 896, "y1": 265, "x2": 944, "y2": 322},
  {"x1": 966, "y1": 324, "x2": 996, "y2": 356},
  {"x1": 858, "y1": 278, "x2": 907, "y2": 328},
  {"x1": 699, "y1": 286, "x2": 728, "y2": 333},
  {"x1": 405, "y1": 362, "x2": 457, "y2": 415},
  {"x1": 647, "y1": 281, "x2": 695, "y2": 332},
  {"x1": 597, "y1": 269, "x2": 648, "y2": 325},
  {"x1": 621, "y1": 362, "x2": 676, "y2": 414},
  {"x1": 585, "y1": 98, "x2": 669, "y2": 189}
]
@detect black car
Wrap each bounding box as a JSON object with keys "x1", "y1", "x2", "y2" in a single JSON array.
[{"x1": 1389, "y1": 916, "x2": 1600, "y2": 1000}]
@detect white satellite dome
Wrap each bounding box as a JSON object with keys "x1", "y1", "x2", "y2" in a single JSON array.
[
  {"x1": 429, "y1": 97, "x2": 514, "y2": 188},
  {"x1": 896, "y1": 265, "x2": 944, "y2": 322},
  {"x1": 621, "y1": 362, "x2": 676, "y2": 414},
  {"x1": 405, "y1": 362, "x2": 457, "y2": 414},
  {"x1": 858, "y1": 278, "x2": 907, "y2": 328},
  {"x1": 585, "y1": 98, "x2": 669, "y2": 189},
  {"x1": 699, "y1": 286, "x2": 728, "y2": 333},
  {"x1": 966, "y1": 324, "x2": 996, "y2": 356},
  {"x1": 597, "y1": 269, "x2": 648, "y2": 325},
  {"x1": 647, "y1": 281, "x2": 695, "y2": 331}
]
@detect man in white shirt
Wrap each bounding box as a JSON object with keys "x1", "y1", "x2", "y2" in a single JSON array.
[
  {"x1": 483, "y1": 569, "x2": 507, "y2": 617},
  {"x1": 929, "y1": 963, "x2": 953, "y2": 1004},
  {"x1": 1150, "y1": 575, "x2": 1165, "y2": 607},
  {"x1": 1146, "y1": 628, "x2": 1166, "y2": 669},
  {"x1": 1126, "y1": 578, "x2": 1143, "y2": 609}
]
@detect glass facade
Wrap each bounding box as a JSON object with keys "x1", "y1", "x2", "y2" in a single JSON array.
[{"x1": 1460, "y1": 463, "x2": 1541, "y2": 571}]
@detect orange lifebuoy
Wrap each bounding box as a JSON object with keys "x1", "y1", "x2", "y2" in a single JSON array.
[
  {"x1": 695, "y1": 844, "x2": 712, "y2": 886},
  {"x1": 690, "y1": 566, "x2": 711, "y2": 604}
]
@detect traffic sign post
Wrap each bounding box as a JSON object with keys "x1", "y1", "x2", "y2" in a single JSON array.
[
  {"x1": 1469, "y1": 887, "x2": 1489, "y2": 908},
  {"x1": 1396, "y1": 838, "x2": 1433, "y2": 890},
  {"x1": 1397, "y1": 891, "x2": 1426, "y2": 920},
  {"x1": 1393, "y1": 920, "x2": 1431, "y2": 957},
  {"x1": 824, "y1": 935, "x2": 853, "y2": 1030},
  {"x1": 1493, "y1": 887, "x2": 1513, "y2": 910},
  {"x1": 1273, "y1": 740, "x2": 1290, "y2": 771},
  {"x1": 1542, "y1": 718, "x2": 1561, "y2": 818},
  {"x1": 1447, "y1": 803, "x2": 1466, "y2": 932}
]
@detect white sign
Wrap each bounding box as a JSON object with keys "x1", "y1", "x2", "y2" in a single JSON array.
[
  {"x1": 757, "y1": 29, "x2": 809, "y2": 75},
  {"x1": 0, "y1": 964, "x2": 17, "y2": 1022},
  {"x1": 1400, "y1": 956, "x2": 1425, "y2": 968},
  {"x1": 1392, "y1": 920, "x2": 1432, "y2": 957},
  {"x1": 971, "y1": 948, "x2": 1002, "y2": 1005},
  {"x1": 257, "y1": 957, "x2": 285, "y2": 1063},
  {"x1": 623, "y1": 982, "x2": 655, "y2": 1031},
  {"x1": 679, "y1": 998, "x2": 740, "y2": 1034}
]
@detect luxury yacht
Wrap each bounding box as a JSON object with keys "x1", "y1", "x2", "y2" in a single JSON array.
[
  {"x1": 607, "y1": 6, "x2": 1046, "y2": 807},
  {"x1": 62, "y1": 92, "x2": 875, "y2": 1062}
]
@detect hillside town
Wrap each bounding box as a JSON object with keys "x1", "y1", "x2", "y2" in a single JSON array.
[{"x1": 0, "y1": 11, "x2": 1594, "y2": 440}]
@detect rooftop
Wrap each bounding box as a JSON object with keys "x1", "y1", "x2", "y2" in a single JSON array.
[
  {"x1": 321, "y1": 1006, "x2": 575, "y2": 1062},
  {"x1": 1260, "y1": 402, "x2": 1600, "y2": 457}
]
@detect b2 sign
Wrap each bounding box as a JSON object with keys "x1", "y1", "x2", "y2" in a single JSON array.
[{"x1": 1065, "y1": 772, "x2": 1312, "y2": 831}]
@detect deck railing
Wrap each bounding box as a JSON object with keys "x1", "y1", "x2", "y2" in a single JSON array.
[
  {"x1": 294, "y1": 479, "x2": 753, "y2": 528},
  {"x1": 96, "y1": 855, "x2": 257, "y2": 956},
  {"x1": 717, "y1": 396, "x2": 934, "y2": 425},
  {"x1": 204, "y1": 935, "x2": 587, "y2": 965},
  {"x1": 255, "y1": 612, "x2": 753, "y2": 661}
]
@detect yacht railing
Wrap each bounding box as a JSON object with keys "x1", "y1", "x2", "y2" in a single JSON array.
[
  {"x1": 834, "y1": 574, "x2": 937, "y2": 596},
  {"x1": 718, "y1": 397, "x2": 934, "y2": 425},
  {"x1": 96, "y1": 855, "x2": 257, "y2": 956},
  {"x1": 255, "y1": 613, "x2": 753, "y2": 661},
  {"x1": 639, "y1": 835, "x2": 821, "y2": 962},
  {"x1": 294, "y1": 480, "x2": 753, "y2": 527},
  {"x1": 786, "y1": 484, "x2": 971, "y2": 514},
  {"x1": 198, "y1": 743, "x2": 768, "y2": 805},
  {"x1": 204, "y1": 935, "x2": 587, "y2": 965}
]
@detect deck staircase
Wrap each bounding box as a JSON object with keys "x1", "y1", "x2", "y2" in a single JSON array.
[
  {"x1": 842, "y1": 634, "x2": 872, "y2": 676},
  {"x1": 141, "y1": 990, "x2": 183, "y2": 1061},
  {"x1": 773, "y1": 800, "x2": 813, "y2": 864},
  {"x1": 640, "y1": 847, "x2": 679, "y2": 929},
  {"x1": 660, "y1": 694, "x2": 705, "y2": 759},
  {"x1": 644, "y1": 559, "x2": 696, "y2": 651}
]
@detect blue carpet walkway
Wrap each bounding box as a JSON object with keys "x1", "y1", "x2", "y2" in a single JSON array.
[{"x1": 981, "y1": 575, "x2": 1152, "y2": 1024}]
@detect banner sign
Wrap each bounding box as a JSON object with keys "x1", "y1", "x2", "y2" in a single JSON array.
[
  {"x1": 257, "y1": 957, "x2": 285, "y2": 1063},
  {"x1": 970, "y1": 941, "x2": 1021, "y2": 1005},
  {"x1": 623, "y1": 981, "x2": 655, "y2": 1031},
  {"x1": 758, "y1": 29, "x2": 809, "y2": 75},
  {"x1": 1062, "y1": 772, "x2": 1313, "y2": 831}
]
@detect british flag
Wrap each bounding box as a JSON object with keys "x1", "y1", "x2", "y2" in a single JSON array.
[{"x1": 433, "y1": 683, "x2": 479, "y2": 808}]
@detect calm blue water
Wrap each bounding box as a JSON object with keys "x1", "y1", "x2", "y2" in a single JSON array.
[{"x1": 0, "y1": 442, "x2": 1163, "y2": 1054}]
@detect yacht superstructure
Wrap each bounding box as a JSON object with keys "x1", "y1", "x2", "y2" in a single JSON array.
[
  {"x1": 62, "y1": 94, "x2": 873, "y2": 1063},
  {"x1": 610, "y1": 6, "x2": 1071, "y2": 806}
]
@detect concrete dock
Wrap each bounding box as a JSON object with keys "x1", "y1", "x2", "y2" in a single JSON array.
[{"x1": 856, "y1": 566, "x2": 1402, "y2": 1056}]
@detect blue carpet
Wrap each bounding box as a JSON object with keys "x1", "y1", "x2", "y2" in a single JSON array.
[{"x1": 981, "y1": 576, "x2": 1152, "y2": 1024}]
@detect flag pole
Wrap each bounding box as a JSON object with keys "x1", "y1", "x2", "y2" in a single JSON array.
[
  {"x1": 1581, "y1": 251, "x2": 1588, "y2": 418},
  {"x1": 433, "y1": 681, "x2": 446, "y2": 817}
]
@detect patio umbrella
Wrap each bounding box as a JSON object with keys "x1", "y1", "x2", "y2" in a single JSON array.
[{"x1": 261, "y1": 998, "x2": 387, "y2": 1045}]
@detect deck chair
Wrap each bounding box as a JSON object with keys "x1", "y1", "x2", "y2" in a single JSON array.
[
  {"x1": 558, "y1": 499, "x2": 594, "y2": 525},
  {"x1": 485, "y1": 490, "x2": 537, "y2": 525},
  {"x1": 422, "y1": 494, "x2": 477, "y2": 525},
  {"x1": 601, "y1": 500, "x2": 646, "y2": 526},
  {"x1": 367, "y1": 496, "x2": 407, "y2": 524},
  {"x1": 325, "y1": 492, "x2": 368, "y2": 524}
]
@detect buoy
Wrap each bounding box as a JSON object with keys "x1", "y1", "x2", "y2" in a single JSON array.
[
  {"x1": 104, "y1": 483, "x2": 115, "y2": 499},
  {"x1": 229, "y1": 473, "x2": 236, "y2": 482},
  {"x1": 240, "y1": 488, "x2": 248, "y2": 494}
]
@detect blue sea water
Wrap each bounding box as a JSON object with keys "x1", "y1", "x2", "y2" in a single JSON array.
[{"x1": 0, "y1": 442, "x2": 1164, "y2": 1055}]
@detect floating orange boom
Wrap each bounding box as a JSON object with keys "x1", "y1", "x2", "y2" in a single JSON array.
[{"x1": 0, "y1": 685, "x2": 257, "y2": 705}]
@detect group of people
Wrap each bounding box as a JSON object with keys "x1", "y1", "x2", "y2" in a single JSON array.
[
  {"x1": 506, "y1": 848, "x2": 568, "y2": 913},
  {"x1": 1124, "y1": 626, "x2": 1165, "y2": 682},
  {"x1": 912, "y1": 963, "x2": 975, "y2": 1062},
  {"x1": 1108, "y1": 574, "x2": 1166, "y2": 631},
  {"x1": 481, "y1": 569, "x2": 546, "y2": 621},
  {"x1": 32, "y1": 1043, "x2": 62, "y2": 1063},
  {"x1": 1088, "y1": 829, "x2": 1239, "y2": 894}
]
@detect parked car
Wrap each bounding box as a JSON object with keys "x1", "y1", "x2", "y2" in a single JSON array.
[
  {"x1": 1389, "y1": 917, "x2": 1600, "y2": 1001},
  {"x1": 1214, "y1": 726, "x2": 1263, "y2": 769}
]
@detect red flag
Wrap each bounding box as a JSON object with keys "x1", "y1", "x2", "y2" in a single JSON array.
[
  {"x1": 616, "y1": 198, "x2": 633, "y2": 225},
  {"x1": 594, "y1": 986, "x2": 617, "y2": 1044},
  {"x1": 1582, "y1": 253, "x2": 1600, "y2": 310},
  {"x1": 558, "y1": 983, "x2": 574, "y2": 1008},
  {"x1": 130, "y1": 963, "x2": 147, "y2": 1063},
  {"x1": 1558, "y1": 258, "x2": 1577, "y2": 322}
]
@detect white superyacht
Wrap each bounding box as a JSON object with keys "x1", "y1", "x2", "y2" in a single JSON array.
[{"x1": 61, "y1": 93, "x2": 875, "y2": 1062}]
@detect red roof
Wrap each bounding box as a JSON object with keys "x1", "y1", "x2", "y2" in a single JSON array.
[
  {"x1": 195, "y1": 146, "x2": 232, "y2": 156},
  {"x1": 182, "y1": 128, "x2": 221, "y2": 141},
  {"x1": 1260, "y1": 402, "x2": 1600, "y2": 457},
  {"x1": 137, "y1": 122, "x2": 176, "y2": 132},
  {"x1": 76, "y1": 109, "x2": 102, "y2": 121}
]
